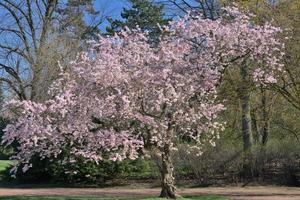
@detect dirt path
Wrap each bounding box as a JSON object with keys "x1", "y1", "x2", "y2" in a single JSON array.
[{"x1": 0, "y1": 186, "x2": 299, "y2": 200}]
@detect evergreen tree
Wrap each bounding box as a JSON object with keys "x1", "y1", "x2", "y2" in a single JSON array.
[{"x1": 106, "y1": 0, "x2": 170, "y2": 43}]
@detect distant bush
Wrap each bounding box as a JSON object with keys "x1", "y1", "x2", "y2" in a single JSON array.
[
  {"x1": 173, "y1": 139, "x2": 300, "y2": 186},
  {"x1": 174, "y1": 142, "x2": 243, "y2": 186},
  {"x1": 252, "y1": 139, "x2": 300, "y2": 186}
]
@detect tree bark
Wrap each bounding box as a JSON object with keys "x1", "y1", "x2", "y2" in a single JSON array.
[
  {"x1": 159, "y1": 143, "x2": 176, "y2": 199},
  {"x1": 239, "y1": 63, "x2": 254, "y2": 180},
  {"x1": 251, "y1": 109, "x2": 260, "y2": 143},
  {"x1": 261, "y1": 90, "x2": 270, "y2": 146},
  {"x1": 240, "y1": 63, "x2": 253, "y2": 152}
]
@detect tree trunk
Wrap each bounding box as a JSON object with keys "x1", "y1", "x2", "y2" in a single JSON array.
[
  {"x1": 159, "y1": 143, "x2": 176, "y2": 199},
  {"x1": 241, "y1": 93, "x2": 253, "y2": 151},
  {"x1": 240, "y1": 64, "x2": 253, "y2": 152},
  {"x1": 258, "y1": 89, "x2": 270, "y2": 180},
  {"x1": 251, "y1": 110, "x2": 260, "y2": 143},
  {"x1": 240, "y1": 63, "x2": 254, "y2": 180},
  {"x1": 261, "y1": 90, "x2": 270, "y2": 146}
]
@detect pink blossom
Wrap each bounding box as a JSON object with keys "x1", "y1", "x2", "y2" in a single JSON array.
[{"x1": 2, "y1": 6, "x2": 284, "y2": 174}]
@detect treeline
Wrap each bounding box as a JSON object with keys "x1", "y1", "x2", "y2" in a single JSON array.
[{"x1": 0, "y1": 0, "x2": 299, "y2": 187}]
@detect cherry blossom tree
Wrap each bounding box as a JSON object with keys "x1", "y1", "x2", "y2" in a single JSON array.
[{"x1": 2, "y1": 7, "x2": 283, "y2": 198}]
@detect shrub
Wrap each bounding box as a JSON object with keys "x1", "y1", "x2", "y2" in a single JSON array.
[
  {"x1": 1, "y1": 155, "x2": 158, "y2": 184},
  {"x1": 174, "y1": 138, "x2": 300, "y2": 186}
]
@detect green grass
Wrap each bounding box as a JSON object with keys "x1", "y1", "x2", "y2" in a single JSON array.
[
  {"x1": 0, "y1": 160, "x2": 11, "y2": 171},
  {"x1": 0, "y1": 196, "x2": 228, "y2": 200}
]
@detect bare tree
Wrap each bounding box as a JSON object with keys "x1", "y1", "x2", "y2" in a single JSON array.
[{"x1": 0, "y1": 0, "x2": 103, "y2": 101}]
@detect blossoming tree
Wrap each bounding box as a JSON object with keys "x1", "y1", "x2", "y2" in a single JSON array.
[{"x1": 2, "y1": 7, "x2": 283, "y2": 198}]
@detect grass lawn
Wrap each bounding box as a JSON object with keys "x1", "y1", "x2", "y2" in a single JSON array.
[
  {"x1": 0, "y1": 196, "x2": 228, "y2": 200},
  {"x1": 0, "y1": 160, "x2": 11, "y2": 171}
]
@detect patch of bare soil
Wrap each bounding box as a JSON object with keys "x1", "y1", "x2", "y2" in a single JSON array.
[{"x1": 0, "y1": 186, "x2": 299, "y2": 200}]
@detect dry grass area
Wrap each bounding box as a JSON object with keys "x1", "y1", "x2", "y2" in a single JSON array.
[{"x1": 0, "y1": 186, "x2": 299, "y2": 200}]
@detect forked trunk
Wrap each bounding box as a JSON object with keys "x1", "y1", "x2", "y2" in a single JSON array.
[{"x1": 159, "y1": 143, "x2": 176, "y2": 199}]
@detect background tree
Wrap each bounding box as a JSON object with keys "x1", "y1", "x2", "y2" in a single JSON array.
[
  {"x1": 106, "y1": 0, "x2": 170, "y2": 43},
  {"x1": 226, "y1": 1, "x2": 300, "y2": 140},
  {"x1": 0, "y1": 0, "x2": 103, "y2": 101}
]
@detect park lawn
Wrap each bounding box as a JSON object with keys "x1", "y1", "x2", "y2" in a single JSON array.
[
  {"x1": 0, "y1": 196, "x2": 228, "y2": 200},
  {"x1": 0, "y1": 160, "x2": 11, "y2": 171}
]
